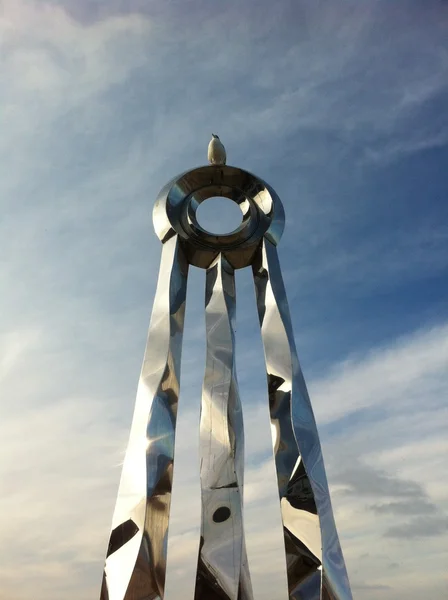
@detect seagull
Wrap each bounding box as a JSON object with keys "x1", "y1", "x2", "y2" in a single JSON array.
[{"x1": 207, "y1": 134, "x2": 226, "y2": 165}]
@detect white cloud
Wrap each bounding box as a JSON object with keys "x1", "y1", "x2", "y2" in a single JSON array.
[
  {"x1": 0, "y1": 1, "x2": 447, "y2": 599},
  {"x1": 1, "y1": 0, "x2": 151, "y2": 108},
  {"x1": 2, "y1": 319, "x2": 446, "y2": 598},
  {"x1": 307, "y1": 323, "x2": 448, "y2": 597},
  {"x1": 311, "y1": 322, "x2": 448, "y2": 424}
]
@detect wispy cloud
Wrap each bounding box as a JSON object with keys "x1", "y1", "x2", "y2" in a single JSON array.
[
  {"x1": 1, "y1": 0, "x2": 447, "y2": 599},
  {"x1": 370, "y1": 499, "x2": 437, "y2": 516},
  {"x1": 2, "y1": 319, "x2": 446, "y2": 598},
  {"x1": 384, "y1": 516, "x2": 448, "y2": 540}
]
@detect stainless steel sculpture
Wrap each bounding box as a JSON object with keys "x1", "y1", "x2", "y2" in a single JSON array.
[{"x1": 100, "y1": 138, "x2": 352, "y2": 600}]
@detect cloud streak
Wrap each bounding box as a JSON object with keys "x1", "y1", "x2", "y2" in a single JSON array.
[{"x1": 0, "y1": 0, "x2": 447, "y2": 599}]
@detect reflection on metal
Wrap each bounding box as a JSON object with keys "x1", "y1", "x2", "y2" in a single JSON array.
[
  {"x1": 100, "y1": 139, "x2": 352, "y2": 600},
  {"x1": 195, "y1": 256, "x2": 253, "y2": 600}
]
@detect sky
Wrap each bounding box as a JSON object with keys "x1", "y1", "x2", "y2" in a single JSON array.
[{"x1": 0, "y1": 0, "x2": 448, "y2": 599}]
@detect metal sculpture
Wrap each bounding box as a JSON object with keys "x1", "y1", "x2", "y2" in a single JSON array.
[{"x1": 100, "y1": 138, "x2": 352, "y2": 600}]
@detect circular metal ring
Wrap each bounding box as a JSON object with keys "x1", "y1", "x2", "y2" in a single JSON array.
[
  {"x1": 153, "y1": 165, "x2": 285, "y2": 269},
  {"x1": 182, "y1": 185, "x2": 259, "y2": 250}
]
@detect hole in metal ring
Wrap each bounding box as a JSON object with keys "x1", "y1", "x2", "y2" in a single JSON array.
[{"x1": 196, "y1": 197, "x2": 243, "y2": 235}]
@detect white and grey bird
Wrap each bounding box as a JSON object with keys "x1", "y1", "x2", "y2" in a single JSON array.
[{"x1": 207, "y1": 134, "x2": 226, "y2": 165}]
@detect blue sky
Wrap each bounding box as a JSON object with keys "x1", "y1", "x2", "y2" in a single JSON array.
[{"x1": 0, "y1": 0, "x2": 447, "y2": 598}]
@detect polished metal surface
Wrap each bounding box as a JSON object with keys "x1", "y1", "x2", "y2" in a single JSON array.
[
  {"x1": 195, "y1": 256, "x2": 252, "y2": 600},
  {"x1": 253, "y1": 240, "x2": 351, "y2": 599},
  {"x1": 100, "y1": 144, "x2": 352, "y2": 599},
  {"x1": 100, "y1": 236, "x2": 188, "y2": 600}
]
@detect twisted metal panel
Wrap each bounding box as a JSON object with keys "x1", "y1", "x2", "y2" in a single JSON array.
[
  {"x1": 195, "y1": 256, "x2": 253, "y2": 600},
  {"x1": 252, "y1": 239, "x2": 351, "y2": 600},
  {"x1": 101, "y1": 235, "x2": 188, "y2": 600}
]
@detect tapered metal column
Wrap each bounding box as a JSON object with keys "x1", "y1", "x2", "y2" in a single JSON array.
[
  {"x1": 101, "y1": 236, "x2": 188, "y2": 600},
  {"x1": 194, "y1": 256, "x2": 253, "y2": 600},
  {"x1": 253, "y1": 239, "x2": 351, "y2": 599}
]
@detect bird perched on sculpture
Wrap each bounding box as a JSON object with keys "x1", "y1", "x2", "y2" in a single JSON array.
[{"x1": 208, "y1": 134, "x2": 226, "y2": 165}]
